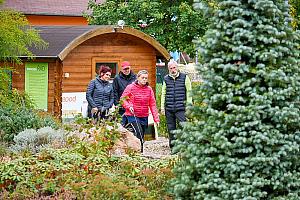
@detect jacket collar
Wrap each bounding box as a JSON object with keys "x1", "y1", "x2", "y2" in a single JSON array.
[
  {"x1": 168, "y1": 71, "x2": 180, "y2": 79},
  {"x1": 133, "y1": 80, "x2": 149, "y2": 87},
  {"x1": 96, "y1": 76, "x2": 109, "y2": 84},
  {"x1": 120, "y1": 71, "x2": 136, "y2": 79}
]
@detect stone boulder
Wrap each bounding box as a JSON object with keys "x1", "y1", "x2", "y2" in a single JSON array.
[{"x1": 110, "y1": 125, "x2": 141, "y2": 156}]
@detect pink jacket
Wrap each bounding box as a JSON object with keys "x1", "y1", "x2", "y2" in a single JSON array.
[{"x1": 121, "y1": 82, "x2": 160, "y2": 122}]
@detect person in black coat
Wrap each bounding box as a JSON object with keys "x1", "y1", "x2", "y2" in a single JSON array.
[
  {"x1": 161, "y1": 60, "x2": 192, "y2": 149},
  {"x1": 86, "y1": 65, "x2": 114, "y2": 120},
  {"x1": 112, "y1": 61, "x2": 136, "y2": 125}
]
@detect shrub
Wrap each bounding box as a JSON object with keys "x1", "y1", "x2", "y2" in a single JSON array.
[
  {"x1": 0, "y1": 136, "x2": 175, "y2": 199},
  {"x1": 156, "y1": 83, "x2": 169, "y2": 138},
  {"x1": 9, "y1": 126, "x2": 66, "y2": 154},
  {"x1": 172, "y1": 0, "x2": 300, "y2": 199},
  {"x1": 0, "y1": 105, "x2": 59, "y2": 142}
]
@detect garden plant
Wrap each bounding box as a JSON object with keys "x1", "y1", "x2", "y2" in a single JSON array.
[{"x1": 172, "y1": 0, "x2": 300, "y2": 199}]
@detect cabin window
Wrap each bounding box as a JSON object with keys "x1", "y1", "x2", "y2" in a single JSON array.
[
  {"x1": 95, "y1": 62, "x2": 117, "y2": 79},
  {"x1": 91, "y1": 58, "x2": 122, "y2": 80},
  {"x1": 25, "y1": 62, "x2": 48, "y2": 111}
]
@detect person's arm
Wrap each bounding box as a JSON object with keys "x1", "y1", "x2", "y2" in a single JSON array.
[
  {"x1": 108, "y1": 85, "x2": 114, "y2": 108},
  {"x1": 86, "y1": 80, "x2": 97, "y2": 108},
  {"x1": 149, "y1": 88, "x2": 160, "y2": 123},
  {"x1": 120, "y1": 84, "x2": 133, "y2": 110},
  {"x1": 185, "y1": 75, "x2": 192, "y2": 105},
  {"x1": 161, "y1": 81, "x2": 166, "y2": 110},
  {"x1": 112, "y1": 77, "x2": 120, "y2": 106}
]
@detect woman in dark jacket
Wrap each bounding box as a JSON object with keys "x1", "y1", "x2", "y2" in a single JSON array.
[{"x1": 86, "y1": 65, "x2": 114, "y2": 120}]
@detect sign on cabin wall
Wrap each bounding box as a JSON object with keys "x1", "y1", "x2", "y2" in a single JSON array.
[
  {"x1": 25, "y1": 62, "x2": 48, "y2": 111},
  {"x1": 62, "y1": 92, "x2": 88, "y2": 119}
]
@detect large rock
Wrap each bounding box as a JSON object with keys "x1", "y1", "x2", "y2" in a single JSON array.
[{"x1": 110, "y1": 125, "x2": 141, "y2": 156}]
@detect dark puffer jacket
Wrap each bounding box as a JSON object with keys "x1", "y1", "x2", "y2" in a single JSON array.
[
  {"x1": 164, "y1": 73, "x2": 187, "y2": 111},
  {"x1": 112, "y1": 71, "x2": 136, "y2": 106},
  {"x1": 86, "y1": 77, "x2": 114, "y2": 111}
]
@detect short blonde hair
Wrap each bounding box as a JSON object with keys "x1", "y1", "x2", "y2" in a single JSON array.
[
  {"x1": 137, "y1": 70, "x2": 148, "y2": 77},
  {"x1": 168, "y1": 59, "x2": 178, "y2": 68}
]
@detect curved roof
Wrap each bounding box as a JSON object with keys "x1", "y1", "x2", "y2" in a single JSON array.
[{"x1": 29, "y1": 25, "x2": 170, "y2": 60}]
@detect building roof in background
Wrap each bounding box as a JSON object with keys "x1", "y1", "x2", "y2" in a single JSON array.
[
  {"x1": 1, "y1": 0, "x2": 105, "y2": 16},
  {"x1": 28, "y1": 25, "x2": 101, "y2": 57},
  {"x1": 27, "y1": 26, "x2": 170, "y2": 60}
]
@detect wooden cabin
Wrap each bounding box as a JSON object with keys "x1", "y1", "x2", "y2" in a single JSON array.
[
  {"x1": 12, "y1": 25, "x2": 170, "y2": 119},
  {"x1": 1, "y1": 0, "x2": 103, "y2": 25}
]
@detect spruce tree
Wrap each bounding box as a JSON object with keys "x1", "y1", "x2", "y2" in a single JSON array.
[{"x1": 171, "y1": 0, "x2": 300, "y2": 199}]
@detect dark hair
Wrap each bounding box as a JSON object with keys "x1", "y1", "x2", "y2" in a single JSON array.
[{"x1": 98, "y1": 65, "x2": 112, "y2": 75}]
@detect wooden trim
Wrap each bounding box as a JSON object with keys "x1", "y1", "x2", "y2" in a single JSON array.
[
  {"x1": 59, "y1": 26, "x2": 170, "y2": 61},
  {"x1": 54, "y1": 59, "x2": 63, "y2": 118},
  {"x1": 91, "y1": 57, "x2": 122, "y2": 79}
]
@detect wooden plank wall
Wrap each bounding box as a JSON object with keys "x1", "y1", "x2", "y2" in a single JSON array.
[
  {"x1": 62, "y1": 33, "x2": 157, "y2": 93},
  {"x1": 11, "y1": 59, "x2": 60, "y2": 115}
]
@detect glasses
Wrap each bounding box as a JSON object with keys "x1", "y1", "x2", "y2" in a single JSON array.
[
  {"x1": 104, "y1": 73, "x2": 111, "y2": 77},
  {"x1": 123, "y1": 67, "x2": 130, "y2": 71}
]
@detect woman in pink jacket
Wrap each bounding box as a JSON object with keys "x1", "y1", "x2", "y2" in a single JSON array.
[{"x1": 121, "y1": 70, "x2": 159, "y2": 146}]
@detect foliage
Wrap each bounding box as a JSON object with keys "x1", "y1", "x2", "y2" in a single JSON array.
[
  {"x1": 0, "y1": 4, "x2": 47, "y2": 64},
  {"x1": 156, "y1": 83, "x2": 168, "y2": 138},
  {"x1": 87, "y1": 0, "x2": 207, "y2": 57},
  {"x1": 290, "y1": 0, "x2": 300, "y2": 29},
  {"x1": 0, "y1": 1, "x2": 54, "y2": 144},
  {"x1": 172, "y1": 0, "x2": 300, "y2": 199},
  {"x1": 9, "y1": 127, "x2": 67, "y2": 154},
  {"x1": 0, "y1": 89, "x2": 59, "y2": 143},
  {"x1": 0, "y1": 89, "x2": 35, "y2": 109},
  {"x1": 0, "y1": 120, "x2": 175, "y2": 199}
]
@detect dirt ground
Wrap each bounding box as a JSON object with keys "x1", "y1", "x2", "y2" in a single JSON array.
[{"x1": 142, "y1": 137, "x2": 172, "y2": 159}]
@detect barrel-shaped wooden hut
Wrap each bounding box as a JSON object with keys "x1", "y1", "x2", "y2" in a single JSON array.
[{"x1": 12, "y1": 25, "x2": 170, "y2": 118}]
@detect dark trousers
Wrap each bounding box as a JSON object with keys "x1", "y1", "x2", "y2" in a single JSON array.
[
  {"x1": 131, "y1": 122, "x2": 147, "y2": 142},
  {"x1": 119, "y1": 108, "x2": 128, "y2": 126},
  {"x1": 124, "y1": 115, "x2": 148, "y2": 152},
  {"x1": 166, "y1": 110, "x2": 186, "y2": 148}
]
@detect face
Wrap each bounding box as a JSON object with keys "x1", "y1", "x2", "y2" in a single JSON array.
[
  {"x1": 168, "y1": 64, "x2": 178, "y2": 75},
  {"x1": 122, "y1": 66, "x2": 131, "y2": 75},
  {"x1": 137, "y1": 73, "x2": 148, "y2": 85},
  {"x1": 100, "y1": 72, "x2": 111, "y2": 81}
]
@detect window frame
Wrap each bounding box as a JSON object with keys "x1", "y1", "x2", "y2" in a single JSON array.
[{"x1": 91, "y1": 57, "x2": 122, "y2": 79}]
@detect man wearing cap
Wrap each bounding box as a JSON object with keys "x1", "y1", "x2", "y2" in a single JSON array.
[{"x1": 113, "y1": 61, "x2": 137, "y2": 125}]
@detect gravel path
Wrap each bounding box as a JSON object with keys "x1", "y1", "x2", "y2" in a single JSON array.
[{"x1": 142, "y1": 137, "x2": 172, "y2": 159}]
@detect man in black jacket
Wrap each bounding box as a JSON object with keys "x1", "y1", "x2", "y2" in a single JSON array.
[
  {"x1": 113, "y1": 61, "x2": 136, "y2": 125},
  {"x1": 161, "y1": 60, "x2": 192, "y2": 149}
]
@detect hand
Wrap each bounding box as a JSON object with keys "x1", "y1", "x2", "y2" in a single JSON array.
[
  {"x1": 155, "y1": 122, "x2": 160, "y2": 127},
  {"x1": 91, "y1": 107, "x2": 98, "y2": 114},
  {"x1": 129, "y1": 107, "x2": 134, "y2": 114},
  {"x1": 161, "y1": 109, "x2": 165, "y2": 115}
]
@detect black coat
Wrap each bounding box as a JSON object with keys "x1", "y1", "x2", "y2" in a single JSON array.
[
  {"x1": 164, "y1": 73, "x2": 187, "y2": 111},
  {"x1": 86, "y1": 77, "x2": 114, "y2": 111},
  {"x1": 112, "y1": 71, "x2": 136, "y2": 106}
]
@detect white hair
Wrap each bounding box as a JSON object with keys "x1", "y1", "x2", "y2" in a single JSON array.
[{"x1": 168, "y1": 59, "x2": 178, "y2": 68}]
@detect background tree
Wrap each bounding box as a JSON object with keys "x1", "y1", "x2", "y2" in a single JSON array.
[
  {"x1": 171, "y1": 0, "x2": 300, "y2": 199},
  {"x1": 290, "y1": 0, "x2": 300, "y2": 29},
  {"x1": 87, "y1": 0, "x2": 207, "y2": 57},
  {"x1": 0, "y1": 0, "x2": 46, "y2": 91}
]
